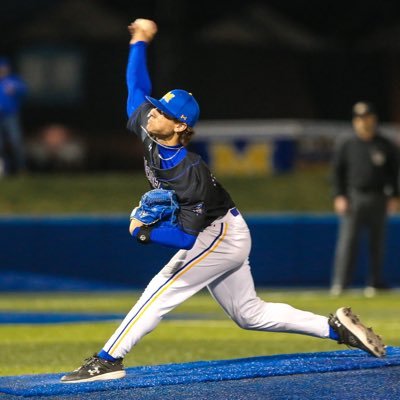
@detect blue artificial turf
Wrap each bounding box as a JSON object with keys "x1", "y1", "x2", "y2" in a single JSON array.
[
  {"x1": 38, "y1": 366, "x2": 400, "y2": 400},
  {"x1": 0, "y1": 347, "x2": 399, "y2": 398}
]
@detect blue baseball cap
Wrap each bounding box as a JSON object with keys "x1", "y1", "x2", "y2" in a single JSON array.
[{"x1": 146, "y1": 89, "x2": 200, "y2": 127}]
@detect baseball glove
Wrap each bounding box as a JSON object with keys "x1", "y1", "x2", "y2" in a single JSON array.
[{"x1": 130, "y1": 188, "x2": 180, "y2": 226}]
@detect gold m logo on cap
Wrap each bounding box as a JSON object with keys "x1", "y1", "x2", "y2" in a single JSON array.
[
  {"x1": 180, "y1": 114, "x2": 187, "y2": 120},
  {"x1": 162, "y1": 92, "x2": 175, "y2": 103}
]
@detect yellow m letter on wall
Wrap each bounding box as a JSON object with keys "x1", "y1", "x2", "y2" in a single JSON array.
[{"x1": 211, "y1": 142, "x2": 271, "y2": 176}]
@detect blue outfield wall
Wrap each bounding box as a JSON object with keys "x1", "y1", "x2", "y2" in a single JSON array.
[{"x1": 0, "y1": 214, "x2": 399, "y2": 290}]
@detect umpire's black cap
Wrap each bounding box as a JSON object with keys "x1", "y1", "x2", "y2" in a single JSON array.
[{"x1": 352, "y1": 101, "x2": 376, "y2": 117}]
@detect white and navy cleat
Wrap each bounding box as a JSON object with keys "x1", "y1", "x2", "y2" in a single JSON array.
[
  {"x1": 328, "y1": 307, "x2": 386, "y2": 358},
  {"x1": 61, "y1": 354, "x2": 126, "y2": 383}
]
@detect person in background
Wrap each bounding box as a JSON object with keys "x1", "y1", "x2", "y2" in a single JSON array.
[
  {"x1": 331, "y1": 101, "x2": 400, "y2": 297},
  {"x1": 0, "y1": 57, "x2": 27, "y2": 176}
]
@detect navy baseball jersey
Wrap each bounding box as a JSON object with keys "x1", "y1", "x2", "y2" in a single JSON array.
[{"x1": 127, "y1": 102, "x2": 235, "y2": 235}]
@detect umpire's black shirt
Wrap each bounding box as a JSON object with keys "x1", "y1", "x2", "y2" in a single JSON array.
[{"x1": 332, "y1": 132, "x2": 400, "y2": 197}]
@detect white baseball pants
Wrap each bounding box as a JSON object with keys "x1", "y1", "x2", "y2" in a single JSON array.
[{"x1": 103, "y1": 209, "x2": 330, "y2": 358}]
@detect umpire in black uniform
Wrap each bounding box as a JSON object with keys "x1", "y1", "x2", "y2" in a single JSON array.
[{"x1": 331, "y1": 101, "x2": 400, "y2": 297}]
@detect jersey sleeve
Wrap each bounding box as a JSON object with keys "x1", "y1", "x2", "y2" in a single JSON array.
[
  {"x1": 126, "y1": 42, "x2": 151, "y2": 118},
  {"x1": 132, "y1": 224, "x2": 197, "y2": 250},
  {"x1": 150, "y1": 225, "x2": 196, "y2": 249},
  {"x1": 126, "y1": 102, "x2": 152, "y2": 142},
  {"x1": 125, "y1": 40, "x2": 154, "y2": 143}
]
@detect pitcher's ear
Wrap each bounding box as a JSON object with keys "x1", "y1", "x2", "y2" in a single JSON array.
[{"x1": 174, "y1": 122, "x2": 188, "y2": 133}]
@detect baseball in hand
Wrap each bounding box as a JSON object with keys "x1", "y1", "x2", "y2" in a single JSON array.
[{"x1": 129, "y1": 19, "x2": 158, "y2": 42}]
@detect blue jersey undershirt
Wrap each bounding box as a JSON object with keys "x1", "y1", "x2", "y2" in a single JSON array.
[{"x1": 126, "y1": 42, "x2": 196, "y2": 250}]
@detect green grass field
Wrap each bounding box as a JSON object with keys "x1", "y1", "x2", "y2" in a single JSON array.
[
  {"x1": 0, "y1": 168, "x2": 334, "y2": 214},
  {"x1": 0, "y1": 289, "x2": 399, "y2": 377}
]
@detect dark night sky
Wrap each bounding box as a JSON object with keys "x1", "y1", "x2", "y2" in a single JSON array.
[{"x1": 3, "y1": 0, "x2": 400, "y2": 130}]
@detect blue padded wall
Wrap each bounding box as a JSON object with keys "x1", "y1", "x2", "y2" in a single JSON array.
[{"x1": 0, "y1": 215, "x2": 399, "y2": 290}]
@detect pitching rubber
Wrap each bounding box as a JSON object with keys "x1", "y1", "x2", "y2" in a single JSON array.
[
  {"x1": 61, "y1": 370, "x2": 126, "y2": 384},
  {"x1": 336, "y1": 307, "x2": 386, "y2": 358}
]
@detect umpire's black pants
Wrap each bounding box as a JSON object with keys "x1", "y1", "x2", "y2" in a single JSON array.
[{"x1": 332, "y1": 191, "x2": 388, "y2": 289}]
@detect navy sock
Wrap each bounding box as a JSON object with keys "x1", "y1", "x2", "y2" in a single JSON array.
[
  {"x1": 329, "y1": 325, "x2": 340, "y2": 341},
  {"x1": 98, "y1": 349, "x2": 117, "y2": 362}
]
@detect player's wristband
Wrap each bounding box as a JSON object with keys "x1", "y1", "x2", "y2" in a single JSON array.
[{"x1": 136, "y1": 225, "x2": 153, "y2": 244}]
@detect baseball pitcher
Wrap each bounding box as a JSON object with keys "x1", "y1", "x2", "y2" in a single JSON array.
[{"x1": 61, "y1": 19, "x2": 386, "y2": 383}]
